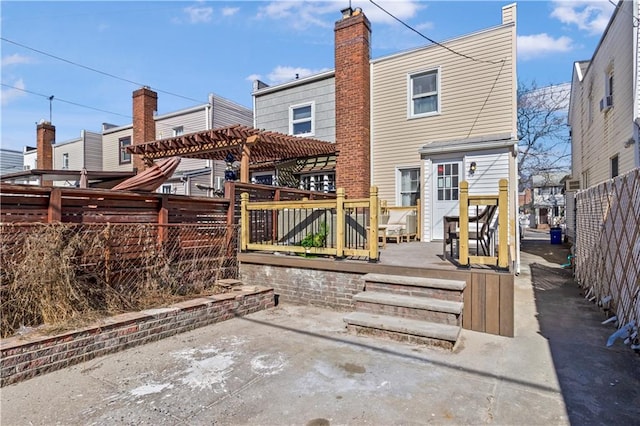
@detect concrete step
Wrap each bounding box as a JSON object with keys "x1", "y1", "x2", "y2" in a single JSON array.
[
  {"x1": 343, "y1": 312, "x2": 460, "y2": 350},
  {"x1": 353, "y1": 292, "x2": 462, "y2": 325},
  {"x1": 354, "y1": 292, "x2": 463, "y2": 313},
  {"x1": 362, "y1": 273, "x2": 466, "y2": 302}
]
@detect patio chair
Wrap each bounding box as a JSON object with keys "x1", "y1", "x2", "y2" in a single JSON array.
[
  {"x1": 443, "y1": 204, "x2": 498, "y2": 258},
  {"x1": 380, "y1": 209, "x2": 415, "y2": 243}
]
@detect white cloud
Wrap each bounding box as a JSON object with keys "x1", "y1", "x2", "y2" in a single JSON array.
[
  {"x1": 265, "y1": 66, "x2": 330, "y2": 85},
  {"x1": 257, "y1": 0, "x2": 423, "y2": 30},
  {"x1": 184, "y1": 4, "x2": 213, "y2": 24},
  {"x1": 2, "y1": 54, "x2": 32, "y2": 67},
  {"x1": 517, "y1": 33, "x2": 574, "y2": 60},
  {"x1": 551, "y1": 0, "x2": 615, "y2": 35},
  {"x1": 1, "y1": 78, "x2": 26, "y2": 106},
  {"x1": 246, "y1": 73, "x2": 262, "y2": 82},
  {"x1": 222, "y1": 7, "x2": 239, "y2": 17}
]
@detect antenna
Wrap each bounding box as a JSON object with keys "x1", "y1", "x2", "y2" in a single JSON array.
[{"x1": 48, "y1": 95, "x2": 54, "y2": 122}]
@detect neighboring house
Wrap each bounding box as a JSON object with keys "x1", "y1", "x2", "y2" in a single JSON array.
[
  {"x1": 531, "y1": 172, "x2": 568, "y2": 228},
  {"x1": 0, "y1": 148, "x2": 23, "y2": 176},
  {"x1": 253, "y1": 71, "x2": 336, "y2": 190},
  {"x1": 102, "y1": 92, "x2": 252, "y2": 195},
  {"x1": 252, "y1": 4, "x2": 518, "y2": 243},
  {"x1": 52, "y1": 130, "x2": 102, "y2": 186},
  {"x1": 567, "y1": 0, "x2": 640, "y2": 190}
]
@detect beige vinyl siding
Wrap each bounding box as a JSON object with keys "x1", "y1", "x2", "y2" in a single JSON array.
[
  {"x1": 53, "y1": 139, "x2": 84, "y2": 170},
  {"x1": 156, "y1": 108, "x2": 207, "y2": 140},
  {"x1": 570, "y1": 0, "x2": 636, "y2": 186},
  {"x1": 465, "y1": 151, "x2": 510, "y2": 195},
  {"x1": 371, "y1": 24, "x2": 515, "y2": 202},
  {"x1": 103, "y1": 126, "x2": 134, "y2": 172}
]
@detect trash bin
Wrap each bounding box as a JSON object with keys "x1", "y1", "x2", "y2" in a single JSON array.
[{"x1": 550, "y1": 227, "x2": 562, "y2": 244}]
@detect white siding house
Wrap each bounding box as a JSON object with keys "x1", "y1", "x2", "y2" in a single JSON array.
[{"x1": 568, "y1": 0, "x2": 640, "y2": 189}]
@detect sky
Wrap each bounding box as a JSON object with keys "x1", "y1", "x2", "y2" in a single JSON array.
[{"x1": 1, "y1": 0, "x2": 617, "y2": 152}]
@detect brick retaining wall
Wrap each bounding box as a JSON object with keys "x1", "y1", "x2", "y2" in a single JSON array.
[
  {"x1": 1, "y1": 286, "x2": 274, "y2": 387},
  {"x1": 240, "y1": 264, "x2": 364, "y2": 310}
]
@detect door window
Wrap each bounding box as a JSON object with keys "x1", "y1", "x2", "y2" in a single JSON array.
[{"x1": 436, "y1": 163, "x2": 459, "y2": 201}]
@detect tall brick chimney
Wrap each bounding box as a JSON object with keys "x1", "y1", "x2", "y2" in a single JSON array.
[
  {"x1": 132, "y1": 86, "x2": 157, "y2": 172},
  {"x1": 36, "y1": 121, "x2": 55, "y2": 186},
  {"x1": 334, "y1": 7, "x2": 371, "y2": 199}
]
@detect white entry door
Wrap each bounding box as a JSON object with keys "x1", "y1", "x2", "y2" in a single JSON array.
[{"x1": 432, "y1": 160, "x2": 462, "y2": 240}]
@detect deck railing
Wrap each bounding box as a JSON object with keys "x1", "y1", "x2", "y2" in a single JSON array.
[
  {"x1": 459, "y1": 179, "x2": 510, "y2": 269},
  {"x1": 240, "y1": 187, "x2": 380, "y2": 260}
]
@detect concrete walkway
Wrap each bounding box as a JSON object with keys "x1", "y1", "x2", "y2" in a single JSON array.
[{"x1": 1, "y1": 230, "x2": 638, "y2": 425}]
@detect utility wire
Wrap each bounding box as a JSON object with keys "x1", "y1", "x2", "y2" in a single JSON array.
[
  {"x1": 607, "y1": 0, "x2": 639, "y2": 26},
  {"x1": 2, "y1": 83, "x2": 208, "y2": 135},
  {"x1": 368, "y1": 0, "x2": 505, "y2": 65},
  {"x1": 466, "y1": 59, "x2": 507, "y2": 138},
  {"x1": 1, "y1": 37, "x2": 205, "y2": 104},
  {"x1": 1, "y1": 83, "x2": 131, "y2": 119}
]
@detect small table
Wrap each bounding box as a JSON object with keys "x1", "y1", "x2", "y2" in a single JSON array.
[{"x1": 368, "y1": 224, "x2": 389, "y2": 249}]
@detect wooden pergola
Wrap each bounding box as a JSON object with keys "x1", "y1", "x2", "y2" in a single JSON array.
[{"x1": 127, "y1": 124, "x2": 337, "y2": 183}]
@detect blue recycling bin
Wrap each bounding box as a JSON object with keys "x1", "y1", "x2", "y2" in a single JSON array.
[{"x1": 550, "y1": 227, "x2": 562, "y2": 244}]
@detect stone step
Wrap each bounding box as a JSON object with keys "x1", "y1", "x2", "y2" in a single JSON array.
[
  {"x1": 362, "y1": 273, "x2": 466, "y2": 291},
  {"x1": 353, "y1": 292, "x2": 463, "y2": 314},
  {"x1": 362, "y1": 273, "x2": 466, "y2": 302},
  {"x1": 344, "y1": 312, "x2": 460, "y2": 350}
]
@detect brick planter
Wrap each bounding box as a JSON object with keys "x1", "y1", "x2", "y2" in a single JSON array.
[{"x1": 1, "y1": 286, "x2": 274, "y2": 387}]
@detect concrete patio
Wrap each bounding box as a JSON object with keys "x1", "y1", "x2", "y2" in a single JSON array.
[{"x1": 1, "y1": 229, "x2": 638, "y2": 425}]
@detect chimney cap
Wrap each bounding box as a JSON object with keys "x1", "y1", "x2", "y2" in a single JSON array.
[{"x1": 341, "y1": 7, "x2": 353, "y2": 19}]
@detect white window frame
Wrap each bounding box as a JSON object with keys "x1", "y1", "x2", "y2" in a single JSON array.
[
  {"x1": 396, "y1": 166, "x2": 421, "y2": 206},
  {"x1": 251, "y1": 171, "x2": 275, "y2": 186},
  {"x1": 161, "y1": 184, "x2": 173, "y2": 194},
  {"x1": 119, "y1": 136, "x2": 132, "y2": 164},
  {"x1": 62, "y1": 153, "x2": 69, "y2": 169},
  {"x1": 408, "y1": 68, "x2": 440, "y2": 118},
  {"x1": 172, "y1": 126, "x2": 184, "y2": 137},
  {"x1": 299, "y1": 172, "x2": 335, "y2": 193},
  {"x1": 289, "y1": 102, "x2": 315, "y2": 136}
]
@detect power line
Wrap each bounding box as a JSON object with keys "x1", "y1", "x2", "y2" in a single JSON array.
[
  {"x1": 466, "y1": 59, "x2": 507, "y2": 138},
  {"x1": 2, "y1": 83, "x2": 209, "y2": 135},
  {"x1": 1, "y1": 37, "x2": 205, "y2": 104},
  {"x1": 1, "y1": 83, "x2": 131, "y2": 119},
  {"x1": 368, "y1": 0, "x2": 505, "y2": 65}
]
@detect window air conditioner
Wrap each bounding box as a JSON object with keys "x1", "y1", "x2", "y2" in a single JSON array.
[
  {"x1": 599, "y1": 95, "x2": 613, "y2": 112},
  {"x1": 566, "y1": 180, "x2": 580, "y2": 191}
]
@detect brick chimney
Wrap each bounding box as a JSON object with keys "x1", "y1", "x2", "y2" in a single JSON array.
[
  {"x1": 132, "y1": 86, "x2": 157, "y2": 172},
  {"x1": 36, "y1": 121, "x2": 55, "y2": 186},
  {"x1": 334, "y1": 7, "x2": 371, "y2": 199}
]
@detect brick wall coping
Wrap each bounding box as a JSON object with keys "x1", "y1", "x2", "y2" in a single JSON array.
[{"x1": 1, "y1": 286, "x2": 275, "y2": 386}]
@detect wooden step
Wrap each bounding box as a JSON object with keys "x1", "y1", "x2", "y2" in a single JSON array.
[{"x1": 344, "y1": 312, "x2": 460, "y2": 350}]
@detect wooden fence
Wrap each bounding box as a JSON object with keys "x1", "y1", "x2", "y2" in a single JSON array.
[
  {"x1": 574, "y1": 169, "x2": 639, "y2": 331},
  {"x1": 240, "y1": 187, "x2": 379, "y2": 260}
]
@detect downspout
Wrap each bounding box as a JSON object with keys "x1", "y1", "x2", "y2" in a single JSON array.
[
  {"x1": 207, "y1": 94, "x2": 214, "y2": 194},
  {"x1": 514, "y1": 142, "x2": 521, "y2": 274}
]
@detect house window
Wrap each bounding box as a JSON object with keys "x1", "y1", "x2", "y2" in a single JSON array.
[
  {"x1": 300, "y1": 172, "x2": 335, "y2": 193},
  {"x1": 399, "y1": 168, "x2": 420, "y2": 206},
  {"x1": 409, "y1": 69, "x2": 439, "y2": 117},
  {"x1": 252, "y1": 173, "x2": 273, "y2": 186},
  {"x1": 161, "y1": 184, "x2": 172, "y2": 194},
  {"x1": 436, "y1": 163, "x2": 459, "y2": 201},
  {"x1": 173, "y1": 126, "x2": 184, "y2": 137},
  {"x1": 62, "y1": 153, "x2": 69, "y2": 169},
  {"x1": 289, "y1": 102, "x2": 314, "y2": 136},
  {"x1": 119, "y1": 136, "x2": 132, "y2": 164},
  {"x1": 611, "y1": 155, "x2": 619, "y2": 178}
]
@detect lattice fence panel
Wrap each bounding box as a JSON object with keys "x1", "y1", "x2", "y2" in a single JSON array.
[{"x1": 575, "y1": 169, "x2": 639, "y2": 328}]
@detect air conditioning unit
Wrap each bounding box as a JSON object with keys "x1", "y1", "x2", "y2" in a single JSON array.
[
  {"x1": 566, "y1": 179, "x2": 580, "y2": 191},
  {"x1": 599, "y1": 95, "x2": 613, "y2": 112}
]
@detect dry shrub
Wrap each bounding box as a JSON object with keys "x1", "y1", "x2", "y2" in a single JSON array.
[{"x1": 1, "y1": 223, "x2": 238, "y2": 338}]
